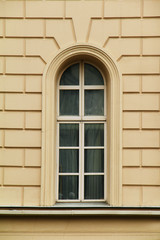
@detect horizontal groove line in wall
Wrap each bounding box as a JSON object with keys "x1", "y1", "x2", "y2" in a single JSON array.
[
  {"x1": 1, "y1": 147, "x2": 41, "y2": 150},
  {"x1": 3, "y1": 92, "x2": 42, "y2": 95},
  {"x1": 2, "y1": 110, "x2": 42, "y2": 113},
  {"x1": 123, "y1": 128, "x2": 160, "y2": 131},
  {"x1": 0, "y1": 74, "x2": 42, "y2": 76},
  {"x1": 122, "y1": 73, "x2": 160, "y2": 75},
  {"x1": 103, "y1": 17, "x2": 142, "y2": 19},
  {"x1": 142, "y1": 55, "x2": 160, "y2": 57},
  {"x1": 122, "y1": 74, "x2": 160, "y2": 76},
  {"x1": 0, "y1": 92, "x2": 42, "y2": 94},
  {"x1": 5, "y1": 36, "x2": 45, "y2": 39},
  {"x1": 1, "y1": 16, "x2": 160, "y2": 20},
  {"x1": 119, "y1": 55, "x2": 160, "y2": 57},
  {"x1": 0, "y1": 186, "x2": 41, "y2": 189},
  {"x1": 141, "y1": 128, "x2": 160, "y2": 130},
  {"x1": 123, "y1": 90, "x2": 140, "y2": 94},
  {"x1": 123, "y1": 128, "x2": 140, "y2": 130},
  {"x1": 123, "y1": 147, "x2": 160, "y2": 149},
  {"x1": 123, "y1": 110, "x2": 160, "y2": 113},
  {"x1": 3, "y1": 166, "x2": 41, "y2": 169},
  {"x1": 0, "y1": 128, "x2": 42, "y2": 131},
  {"x1": 143, "y1": 16, "x2": 160, "y2": 19},
  {"x1": 123, "y1": 184, "x2": 160, "y2": 187},
  {"x1": 4, "y1": 129, "x2": 41, "y2": 131},
  {"x1": 0, "y1": 55, "x2": 24, "y2": 57},
  {"x1": 123, "y1": 92, "x2": 160, "y2": 94},
  {"x1": 5, "y1": 73, "x2": 43, "y2": 76},
  {"x1": 0, "y1": 165, "x2": 41, "y2": 168},
  {"x1": 121, "y1": 36, "x2": 160, "y2": 39},
  {"x1": 123, "y1": 166, "x2": 160, "y2": 169},
  {"x1": 0, "y1": 17, "x2": 24, "y2": 20},
  {"x1": 25, "y1": 17, "x2": 64, "y2": 20},
  {"x1": 2, "y1": 147, "x2": 41, "y2": 149}
]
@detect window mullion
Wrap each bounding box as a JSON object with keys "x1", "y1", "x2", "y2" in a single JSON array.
[
  {"x1": 81, "y1": 122, "x2": 84, "y2": 201},
  {"x1": 80, "y1": 61, "x2": 84, "y2": 202}
]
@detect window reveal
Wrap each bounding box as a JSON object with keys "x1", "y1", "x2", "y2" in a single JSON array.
[{"x1": 57, "y1": 62, "x2": 106, "y2": 202}]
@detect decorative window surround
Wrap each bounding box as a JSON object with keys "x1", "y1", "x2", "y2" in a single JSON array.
[{"x1": 41, "y1": 44, "x2": 122, "y2": 206}]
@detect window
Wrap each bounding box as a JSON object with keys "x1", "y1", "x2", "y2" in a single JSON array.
[
  {"x1": 42, "y1": 44, "x2": 121, "y2": 206},
  {"x1": 57, "y1": 62, "x2": 106, "y2": 202}
]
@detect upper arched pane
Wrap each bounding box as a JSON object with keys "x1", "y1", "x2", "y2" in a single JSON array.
[
  {"x1": 60, "y1": 63, "x2": 79, "y2": 85},
  {"x1": 84, "y1": 63, "x2": 104, "y2": 85}
]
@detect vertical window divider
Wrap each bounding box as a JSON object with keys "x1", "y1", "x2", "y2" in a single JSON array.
[{"x1": 80, "y1": 61, "x2": 84, "y2": 202}]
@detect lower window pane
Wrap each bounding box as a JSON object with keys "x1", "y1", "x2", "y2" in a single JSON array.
[
  {"x1": 59, "y1": 149, "x2": 79, "y2": 173},
  {"x1": 84, "y1": 175, "x2": 104, "y2": 199},
  {"x1": 59, "y1": 175, "x2": 79, "y2": 200},
  {"x1": 85, "y1": 149, "x2": 104, "y2": 173}
]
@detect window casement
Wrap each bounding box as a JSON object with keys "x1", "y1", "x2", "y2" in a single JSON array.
[
  {"x1": 57, "y1": 62, "x2": 106, "y2": 202},
  {"x1": 42, "y1": 44, "x2": 122, "y2": 207}
]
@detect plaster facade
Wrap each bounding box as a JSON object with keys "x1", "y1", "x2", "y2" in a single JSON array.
[{"x1": 0, "y1": 0, "x2": 160, "y2": 239}]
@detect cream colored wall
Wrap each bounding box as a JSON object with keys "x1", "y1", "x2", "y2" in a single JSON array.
[
  {"x1": 0, "y1": 0, "x2": 160, "y2": 207},
  {"x1": 0, "y1": 215, "x2": 160, "y2": 240}
]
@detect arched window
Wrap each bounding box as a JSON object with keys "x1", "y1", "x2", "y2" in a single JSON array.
[
  {"x1": 41, "y1": 45, "x2": 121, "y2": 206},
  {"x1": 57, "y1": 62, "x2": 106, "y2": 201}
]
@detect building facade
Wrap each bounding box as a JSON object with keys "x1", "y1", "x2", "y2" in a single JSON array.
[{"x1": 0, "y1": 0, "x2": 160, "y2": 239}]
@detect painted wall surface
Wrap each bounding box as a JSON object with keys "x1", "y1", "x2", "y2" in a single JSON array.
[
  {"x1": 0, "y1": 0, "x2": 160, "y2": 207},
  {"x1": 0, "y1": 215, "x2": 160, "y2": 240},
  {"x1": 0, "y1": 0, "x2": 160, "y2": 238}
]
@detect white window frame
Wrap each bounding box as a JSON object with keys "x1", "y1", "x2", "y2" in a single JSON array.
[
  {"x1": 56, "y1": 61, "x2": 107, "y2": 202},
  {"x1": 41, "y1": 44, "x2": 122, "y2": 206}
]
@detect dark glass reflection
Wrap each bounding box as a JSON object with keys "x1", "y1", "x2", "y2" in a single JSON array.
[
  {"x1": 84, "y1": 175, "x2": 104, "y2": 199},
  {"x1": 59, "y1": 175, "x2": 79, "y2": 199},
  {"x1": 60, "y1": 63, "x2": 79, "y2": 85},
  {"x1": 85, "y1": 149, "x2": 104, "y2": 173},
  {"x1": 85, "y1": 90, "x2": 104, "y2": 115},
  {"x1": 85, "y1": 123, "x2": 104, "y2": 146},
  {"x1": 60, "y1": 124, "x2": 79, "y2": 147},
  {"x1": 84, "y1": 63, "x2": 104, "y2": 85},
  {"x1": 59, "y1": 149, "x2": 79, "y2": 173},
  {"x1": 60, "y1": 90, "x2": 79, "y2": 116}
]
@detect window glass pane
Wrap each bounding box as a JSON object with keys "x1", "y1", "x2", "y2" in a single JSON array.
[
  {"x1": 59, "y1": 176, "x2": 78, "y2": 200},
  {"x1": 85, "y1": 149, "x2": 104, "y2": 173},
  {"x1": 60, "y1": 124, "x2": 79, "y2": 146},
  {"x1": 59, "y1": 149, "x2": 79, "y2": 173},
  {"x1": 85, "y1": 123, "x2": 104, "y2": 146},
  {"x1": 84, "y1": 175, "x2": 104, "y2": 199},
  {"x1": 84, "y1": 63, "x2": 104, "y2": 85},
  {"x1": 85, "y1": 90, "x2": 104, "y2": 116},
  {"x1": 60, "y1": 63, "x2": 79, "y2": 85},
  {"x1": 60, "y1": 90, "x2": 79, "y2": 115}
]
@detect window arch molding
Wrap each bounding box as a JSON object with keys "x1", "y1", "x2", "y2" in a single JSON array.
[{"x1": 41, "y1": 44, "x2": 122, "y2": 206}]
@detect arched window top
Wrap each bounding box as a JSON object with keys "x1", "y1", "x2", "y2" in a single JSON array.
[
  {"x1": 84, "y1": 63, "x2": 104, "y2": 86},
  {"x1": 60, "y1": 63, "x2": 79, "y2": 86},
  {"x1": 58, "y1": 62, "x2": 106, "y2": 118},
  {"x1": 60, "y1": 63, "x2": 104, "y2": 86}
]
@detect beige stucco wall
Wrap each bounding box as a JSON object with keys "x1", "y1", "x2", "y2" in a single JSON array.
[
  {"x1": 0, "y1": 0, "x2": 160, "y2": 208},
  {"x1": 0, "y1": 214, "x2": 160, "y2": 240},
  {"x1": 0, "y1": 1, "x2": 160, "y2": 239}
]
